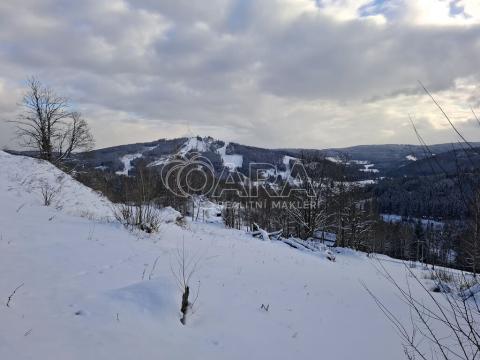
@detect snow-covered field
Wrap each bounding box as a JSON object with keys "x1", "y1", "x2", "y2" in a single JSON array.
[{"x1": 0, "y1": 151, "x2": 448, "y2": 360}]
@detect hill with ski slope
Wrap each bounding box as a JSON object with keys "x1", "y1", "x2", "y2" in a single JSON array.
[
  {"x1": 0, "y1": 151, "x2": 461, "y2": 360},
  {"x1": 60, "y1": 136, "x2": 480, "y2": 178}
]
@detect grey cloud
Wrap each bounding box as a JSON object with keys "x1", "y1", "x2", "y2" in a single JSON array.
[
  {"x1": 0, "y1": 0, "x2": 479, "y2": 150},
  {"x1": 258, "y1": 16, "x2": 480, "y2": 100}
]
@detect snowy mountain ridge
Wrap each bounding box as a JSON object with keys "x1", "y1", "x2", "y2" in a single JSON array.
[{"x1": 61, "y1": 136, "x2": 480, "y2": 179}]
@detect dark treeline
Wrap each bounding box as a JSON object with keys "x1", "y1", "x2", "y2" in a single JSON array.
[{"x1": 373, "y1": 174, "x2": 470, "y2": 220}]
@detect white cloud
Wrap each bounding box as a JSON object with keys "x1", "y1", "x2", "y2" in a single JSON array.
[{"x1": 0, "y1": 0, "x2": 479, "y2": 150}]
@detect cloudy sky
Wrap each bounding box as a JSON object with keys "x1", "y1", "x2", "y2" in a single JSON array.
[{"x1": 0, "y1": 0, "x2": 480, "y2": 150}]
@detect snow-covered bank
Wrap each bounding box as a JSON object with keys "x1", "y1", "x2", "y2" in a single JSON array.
[
  {"x1": 0, "y1": 151, "x2": 113, "y2": 220},
  {"x1": 0, "y1": 151, "x2": 450, "y2": 360}
]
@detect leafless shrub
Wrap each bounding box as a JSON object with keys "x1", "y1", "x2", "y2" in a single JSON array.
[
  {"x1": 114, "y1": 203, "x2": 161, "y2": 233},
  {"x1": 364, "y1": 259, "x2": 480, "y2": 360},
  {"x1": 436, "y1": 269, "x2": 455, "y2": 284},
  {"x1": 459, "y1": 277, "x2": 478, "y2": 292},
  {"x1": 422, "y1": 269, "x2": 455, "y2": 283},
  {"x1": 39, "y1": 182, "x2": 57, "y2": 206},
  {"x1": 170, "y1": 241, "x2": 201, "y2": 325},
  {"x1": 35, "y1": 176, "x2": 65, "y2": 206}
]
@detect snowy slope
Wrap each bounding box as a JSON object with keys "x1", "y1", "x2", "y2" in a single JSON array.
[
  {"x1": 116, "y1": 153, "x2": 143, "y2": 176},
  {"x1": 217, "y1": 142, "x2": 243, "y2": 171},
  {"x1": 178, "y1": 137, "x2": 209, "y2": 156},
  {"x1": 0, "y1": 151, "x2": 113, "y2": 220},
  {"x1": 0, "y1": 151, "x2": 449, "y2": 360}
]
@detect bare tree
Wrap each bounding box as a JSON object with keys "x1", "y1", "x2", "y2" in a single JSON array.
[{"x1": 12, "y1": 77, "x2": 94, "y2": 163}]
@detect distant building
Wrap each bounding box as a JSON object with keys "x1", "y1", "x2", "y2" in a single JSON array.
[{"x1": 312, "y1": 230, "x2": 337, "y2": 247}]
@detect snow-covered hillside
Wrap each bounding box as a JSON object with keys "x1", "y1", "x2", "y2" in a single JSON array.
[
  {"x1": 0, "y1": 151, "x2": 113, "y2": 220},
  {"x1": 0, "y1": 151, "x2": 449, "y2": 360}
]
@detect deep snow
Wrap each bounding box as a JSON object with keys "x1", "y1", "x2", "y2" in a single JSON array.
[{"x1": 0, "y1": 151, "x2": 448, "y2": 360}]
